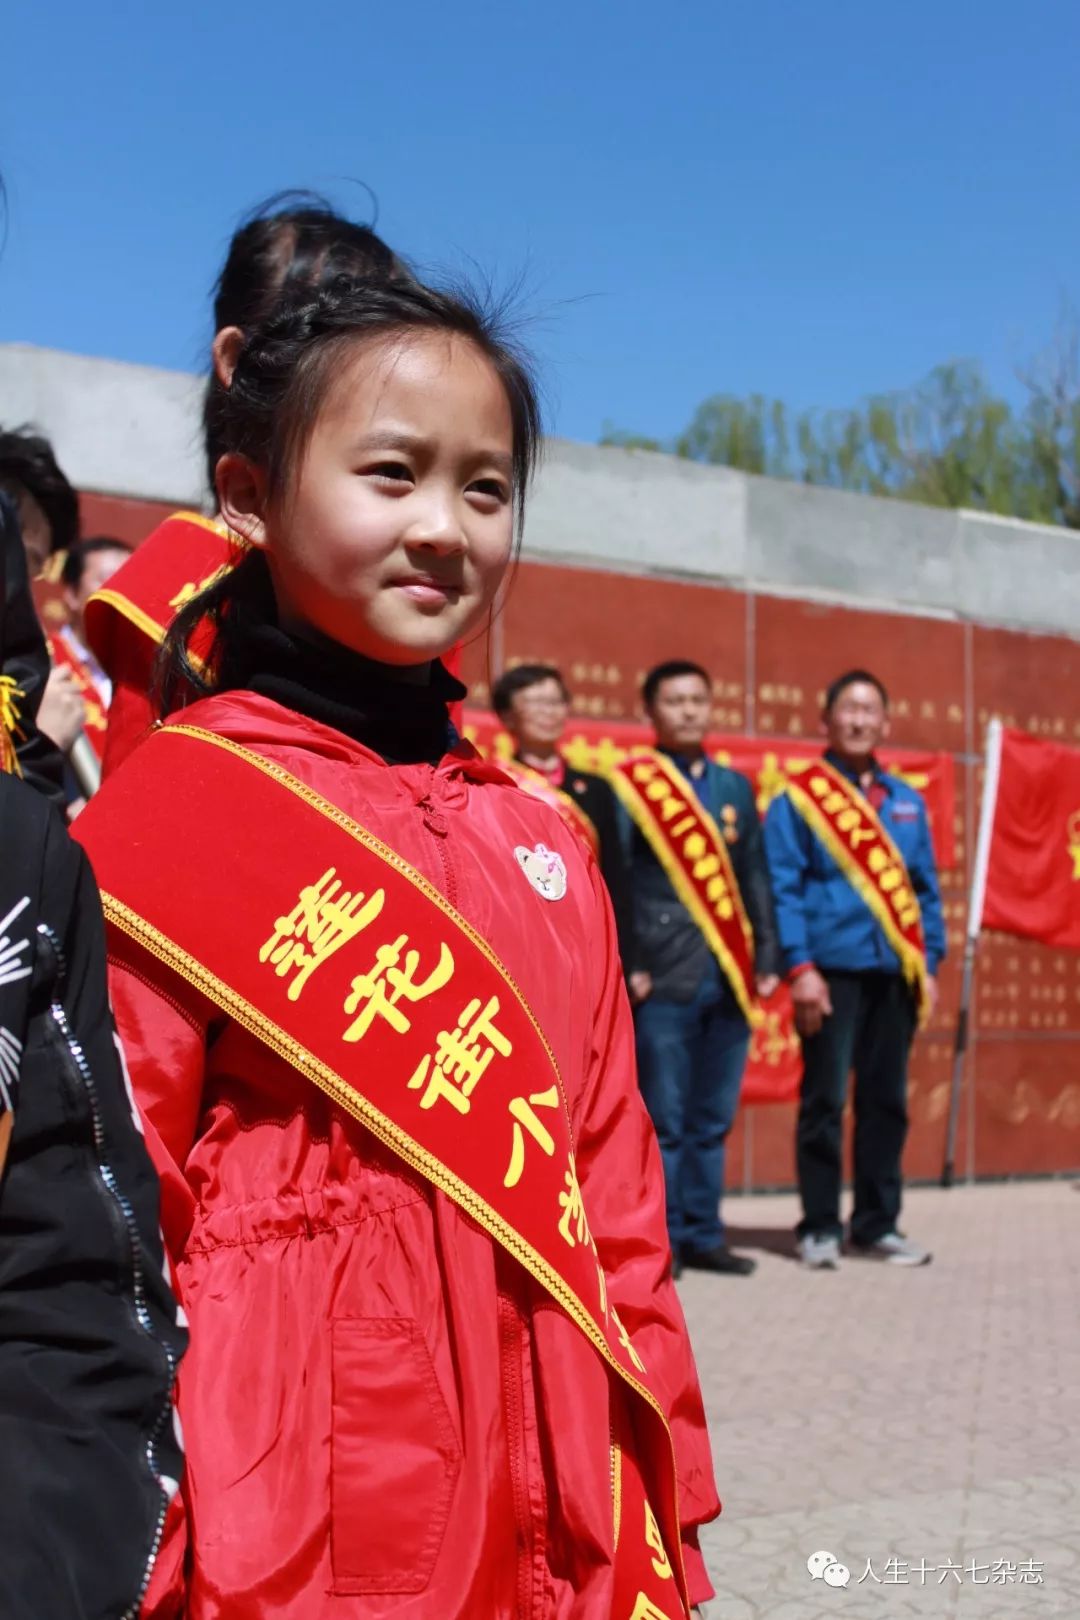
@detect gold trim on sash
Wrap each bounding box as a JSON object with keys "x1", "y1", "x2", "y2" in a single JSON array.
[
  {"x1": 500, "y1": 759, "x2": 601, "y2": 857},
  {"x1": 611, "y1": 750, "x2": 759, "y2": 1025},
  {"x1": 782, "y1": 757, "x2": 929, "y2": 1020}
]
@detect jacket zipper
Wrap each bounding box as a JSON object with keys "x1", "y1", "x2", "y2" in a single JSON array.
[
  {"x1": 417, "y1": 783, "x2": 536, "y2": 1612},
  {"x1": 497, "y1": 1275, "x2": 536, "y2": 1620},
  {"x1": 41, "y1": 924, "x2": 180, "y2": 1619},
  {"x1": 415, "y1": 776, "x2": 458, "y2": 909}
]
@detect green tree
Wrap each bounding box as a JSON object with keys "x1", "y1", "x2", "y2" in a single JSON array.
[
  {"x1": 600, "y1": 322, "x2": 1080, "y2": 529},
  {"x1": 1017, "y1": 318, "x2": 1080, "y2": 527}
]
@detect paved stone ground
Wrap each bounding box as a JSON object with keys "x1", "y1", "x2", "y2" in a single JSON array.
[{"x1": 679, "y1": 1180, "x2": 1080, "y2": 1620}]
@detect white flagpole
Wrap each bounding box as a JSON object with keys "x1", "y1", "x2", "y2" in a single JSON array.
[
  {"x1": 942, "y1": 718, "x2": 1004, "y2": 1186},
  {"x1": 69, "y1": 730, "x2": 102, "y2": 798}
]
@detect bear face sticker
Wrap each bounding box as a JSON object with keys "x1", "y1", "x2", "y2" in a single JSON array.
[{"x1": 514, "y1": 843, "x2": 568, "y2": 903}]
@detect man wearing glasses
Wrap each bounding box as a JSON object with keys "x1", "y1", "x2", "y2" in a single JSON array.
[{"x1": 491, "y1": 664, "x2": 635, "y2": 969}]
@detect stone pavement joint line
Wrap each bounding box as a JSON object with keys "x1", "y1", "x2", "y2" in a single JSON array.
[{"x1": 679, "y1": 1182, "x2": 1080, "y2": 1618}]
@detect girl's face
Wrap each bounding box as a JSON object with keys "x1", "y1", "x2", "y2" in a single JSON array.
[{"x1": 228, "y1": 329, "x2": 516, "y2": 665}]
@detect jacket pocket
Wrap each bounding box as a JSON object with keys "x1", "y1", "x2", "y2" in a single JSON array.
[{"x1": 331, "y1": 1316, "x2": 462, "y2": 1595}]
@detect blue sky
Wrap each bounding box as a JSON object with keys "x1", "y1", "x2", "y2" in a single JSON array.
[{"x1": 2, "y1": 1, "x2": 1078, "y2": 446}]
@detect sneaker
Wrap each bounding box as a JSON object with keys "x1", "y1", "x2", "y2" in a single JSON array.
[
  {"x1": 681, "y1": 1244, "x2": 757, "y2": 1277},
  {"x1": 853, "y1": 1230, "x2": 932, "y2": 1266},
  {"x1": 798, "y1": 1233, "x2": 842, "y2": 1270}
]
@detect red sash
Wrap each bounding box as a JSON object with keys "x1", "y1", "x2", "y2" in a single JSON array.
[
  {"x1": 80, "y1": 723, "x2": 692, "y2": 1615},
  {"x1": 500, "y1": 759, "x2": 601, "y2": 858},
  {"x1": 782, "y1": 758, "x2": 929, "y2": 1019},
  {"x1": 610, "y1": 750, "x2": 759, "y2": 1024},
  {"x1": 84, "y1": 511, "x2": 243, "y2": 682},
  {"x1": 85, "y1": 511, "x2": 467, "y2": 735},
  {"x1": 48, "y1": 633, "x2": 110, "y2": 762}
]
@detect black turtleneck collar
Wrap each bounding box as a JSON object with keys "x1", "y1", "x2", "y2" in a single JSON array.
[{"x1": 216, "y1": 618, "x2": 465, "y2": 766}]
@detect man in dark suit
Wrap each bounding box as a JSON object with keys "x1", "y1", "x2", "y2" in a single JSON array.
[
  {"x1": 620, "y1": 661, "x2": 781, "y2": 1277},
  {"x1": 491, "y1": 664, "x2": 635, "y2": 968}
]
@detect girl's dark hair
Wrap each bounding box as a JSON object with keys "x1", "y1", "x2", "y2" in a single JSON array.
[
  {"x1": 0, "y1": 427, "x2": 80, "y2": 555},
  {"x1": 202, "y1": 191, "x2": 412, "y2": 489},
  {"x1": 159, "y1": 276, "x2": 542, "y2": 716}
]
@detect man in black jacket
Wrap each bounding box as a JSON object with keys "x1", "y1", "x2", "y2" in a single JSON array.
[
  {"x1": 492, "y1": 663, "x2": 636, "y2": 968},
  {"x1": 0, "y1": 490, "x2": 186, "y2": 1618},
  {"x1": 619, "y1": 661, "x2": 781, "y2": 1277}
]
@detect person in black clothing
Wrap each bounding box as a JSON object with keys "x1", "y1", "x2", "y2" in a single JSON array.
[
  {"x1": 621, "y1": 660, "x2": 782, "y2": 1277},
  {"x1": 0, "y1": 427, "x2": 89, "y2": 767},
  {"x1": 0, "y1": 490, "x2": 186, "y2": 1618},
  {"x1": 492, "y1": 662, "x2": 636, "y2": 967}
]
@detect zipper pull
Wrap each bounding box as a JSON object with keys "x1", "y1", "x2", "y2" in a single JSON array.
[{"x1": 416, "y1": 792, "x2": 448, "y2": 837}]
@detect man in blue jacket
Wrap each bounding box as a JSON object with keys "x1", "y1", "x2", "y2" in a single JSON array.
[
  {"x1": 621, "y1": 661, "x2": 781, "y2": 1277},
  {"x1": 764, "y1": 670, "x2": 945, "y2": 1270}
]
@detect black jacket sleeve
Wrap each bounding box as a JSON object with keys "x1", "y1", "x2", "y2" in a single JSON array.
[
  {"x1": 1, "y1": 492, "x2": 66, "y2": 810},
  {"x1": 0, "y1": 773, "x2": 186, "y2": 1620},
  {"x1": 731, "y1": 773, "x2": 782, "y2": 980}
]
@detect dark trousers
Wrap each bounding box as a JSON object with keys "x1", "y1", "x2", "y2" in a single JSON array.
[
  {"x1": 796, "y1": 971, "x2": 916, "y2": 1245},
  {"x1": 635, "y1": 968, "x2": 750, "y2": 1251}
]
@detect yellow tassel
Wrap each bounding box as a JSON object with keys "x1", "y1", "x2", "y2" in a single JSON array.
[{"x1": 0, "y1": 675, "x2": 26, "y2": 777}]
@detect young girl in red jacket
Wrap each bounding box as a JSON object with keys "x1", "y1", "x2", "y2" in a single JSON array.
[{"x1": 76, "y1": 276, "x2": 718, "y2": 1619}]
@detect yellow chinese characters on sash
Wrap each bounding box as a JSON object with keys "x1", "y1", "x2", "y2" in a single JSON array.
[
  {"x1": 77, "y1": 723, "x2": 693, "y2": 1618},
  {"x1": 781, "y1": 757, "x2": 929, "y2": 1021},
  {"x1": 609, "y1": 749, "x2": 759, "y2": 1025},
  {"x1": 500, "y1": 759, "x2": 601, "y2": 858}
]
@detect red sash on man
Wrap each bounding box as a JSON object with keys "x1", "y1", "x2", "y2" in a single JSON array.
[
  {"x1": 610, "y1": 750, "x2": 759, "y2": 1025},
  {"x1": 78, "y1": 723, "x2": 693, "y2": 1617},
  {"x1": 499, "y1": 759, "x2": 601, "y2": 858},
  {"x1": 780, "y1": 757, "x2": 929, "y2": 1020},
  {"x1": 47, "y1": 630, "x2": 112, "y2": 762}
]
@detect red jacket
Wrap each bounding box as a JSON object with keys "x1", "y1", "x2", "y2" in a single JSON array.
[{"x1": 77, "y1": 691, "x2": 719, "y2": 1618}]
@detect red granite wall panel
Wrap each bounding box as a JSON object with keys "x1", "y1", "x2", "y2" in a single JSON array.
[
  {"x1": 752, "y1": 596, "x2": 967, "y2": 751},
  {"x1": 463, "y1": 561, "x2": 749, "y2": 725},
  {"x1": 80, "y1": 492, "x2": 178, "y2": 546},
  {"x1": 973, "y1": 625, "x2": 1080, "y2": 746},
  {"x1": 970, "y1": 1038, "x2": 1080, "y2": 1176},
  {"x1": 743, "y1": 1103, "x2": 798, "y2": 1191}
]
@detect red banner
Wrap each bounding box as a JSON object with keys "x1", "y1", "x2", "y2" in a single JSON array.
[
  {"x1": 461, "y1": 711, "x2": 956, "y2": 870},
  {"x1": 981, "y1": 727, "x2": 1080, "y2": 950},
  {"x1": 743, "y1": 985, "x2": 802, "y2": 1105}
]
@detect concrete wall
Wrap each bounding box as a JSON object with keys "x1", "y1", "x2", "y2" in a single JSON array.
[
  {"x1": 3, "y1": 341, "x2": 1079, "y2": 638},
  {"x1": 0, "y1": 343, "x2": 205, "y2": 508}
]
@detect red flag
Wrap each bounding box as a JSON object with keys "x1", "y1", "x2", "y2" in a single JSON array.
[{"x1": 980, "y1": 726, "x2": 1080, "y2": 949}]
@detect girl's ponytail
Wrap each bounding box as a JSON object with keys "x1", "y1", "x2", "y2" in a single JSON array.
[{"x1": 154, "y1": 546, "x2": 275, "y2": 717}]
